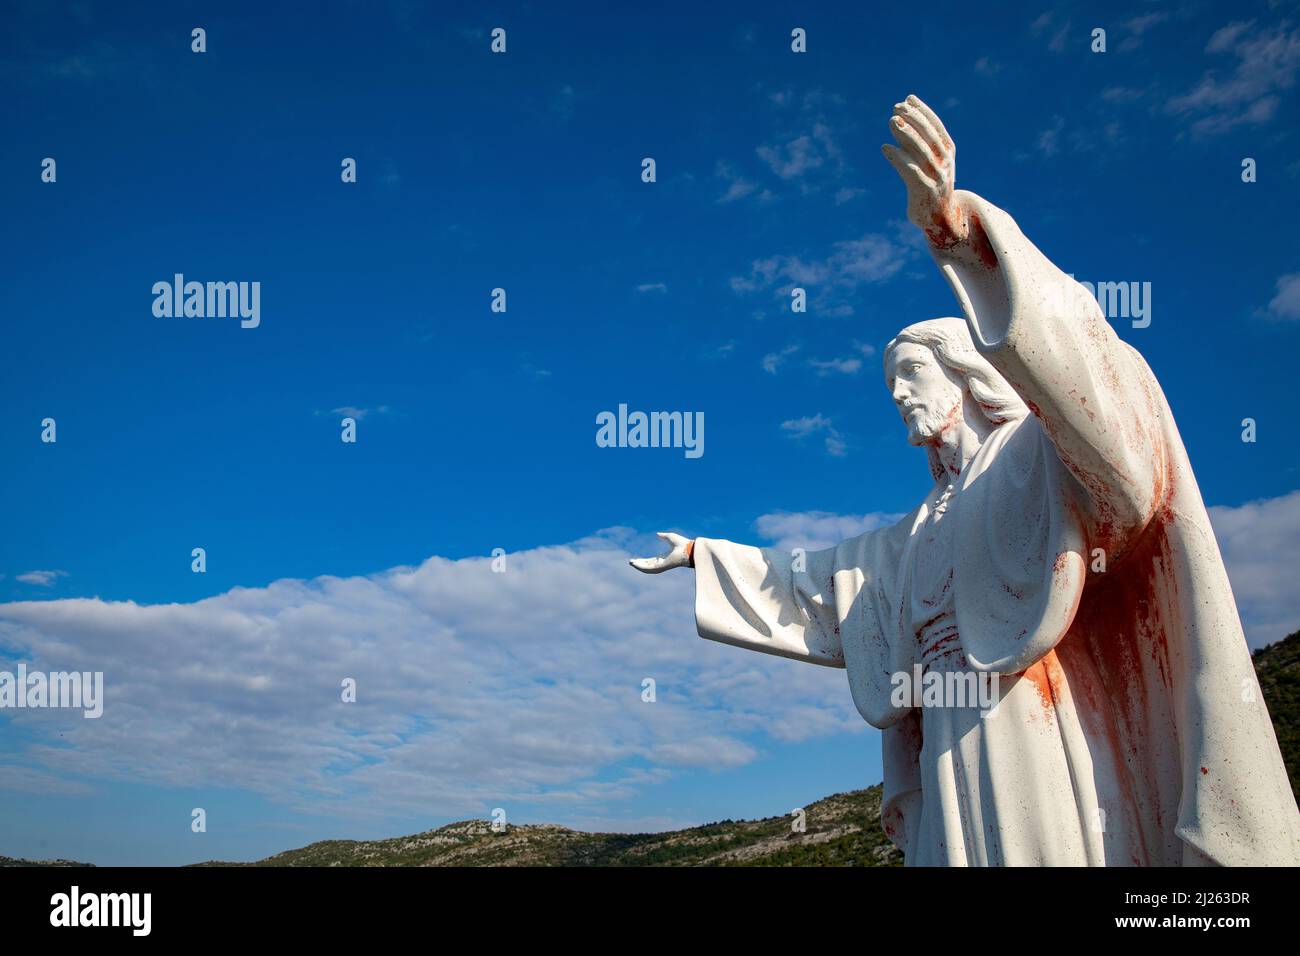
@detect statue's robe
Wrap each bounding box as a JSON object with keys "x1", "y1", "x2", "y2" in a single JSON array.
[{"x1": 692, "y1": 190, "x2": 1300, "y2": 866}]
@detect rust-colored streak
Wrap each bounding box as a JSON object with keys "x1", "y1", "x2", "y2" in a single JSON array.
[
  {"x1": 967, "y1": 212, "x2": 999, "y2": 270},
  {"x1": 1066, "y1": 506, "x2": 1183, "y2": 856}
]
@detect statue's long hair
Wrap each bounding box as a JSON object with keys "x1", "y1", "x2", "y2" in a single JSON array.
[{"x1": 884, "y1": 317, "x2": 1029, "y2": 483}]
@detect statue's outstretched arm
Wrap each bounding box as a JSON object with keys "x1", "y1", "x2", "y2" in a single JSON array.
[{"x1": 632, "y1": 531, "x2": 845, "y2": 667}]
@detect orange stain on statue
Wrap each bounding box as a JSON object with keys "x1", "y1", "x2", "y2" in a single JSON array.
[{"x1": 1018, "y1": 648, "x2": 1067, "y2": 719}]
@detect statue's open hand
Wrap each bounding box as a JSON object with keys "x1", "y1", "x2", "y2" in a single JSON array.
[
  {"x1": 629, "y1": 532, "x2": 693, "y2": 574},
  {"x1": 882, "y1": 94, "x2": 967, "y2": 248}
]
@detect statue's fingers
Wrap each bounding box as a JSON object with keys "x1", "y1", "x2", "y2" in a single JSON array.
[
  {"x1": 907, "y1": 94, "x2": 953, "y2": 149},
  {"x1": 890, "y1": 116, "x2": 941, "y2": 176},
  {"x1": 629, "y1": 556, "x2": 668, "y2": 573},
  {"x1": 882, "y1": 143, "x2": 914, "y2": 182},
  {"x1": 881, "y1": 143, "x2": 907, "y2": 177},
  {"x1": 882, "y1": 143, "x2": 938, "y2": 194},
  {"x1": 895, "y1": 101, "x2": 949, "y2": 169}
]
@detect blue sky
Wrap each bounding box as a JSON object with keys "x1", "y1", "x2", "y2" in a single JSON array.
[{"x1": 2, "y1": 0, "x2": 1299, "y2": 865}]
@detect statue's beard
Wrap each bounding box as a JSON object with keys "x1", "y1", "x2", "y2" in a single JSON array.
[{"x1": 906, "y1": 401, "x2": 962, "y2": 445}]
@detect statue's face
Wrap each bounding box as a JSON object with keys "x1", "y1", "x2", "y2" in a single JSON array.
[{"x1": 886, "y1": 342, "x2": 966, "y2": 445}]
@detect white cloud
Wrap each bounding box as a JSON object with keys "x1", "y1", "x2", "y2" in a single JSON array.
[
  {"x1": 721, "y1": 93, "x2": 852, "y2": 204},
  {"x1": 780, "y1": 414, "x2": 832, "y2": 439},
  {"x1": 15, "y1": 570, "x2": 67, "y2": 587},
  {"x1": 715, "y1": 160, "x2": 765, "y2": 204},
  {"x1": 808, "y1": 357, "x2": 862, "y2": 376},
  {"x1": 0, "y1": 529, "x2": 860, "y2": 821},
  {"x1": 1167, "y1": 21, "x2": 1300, "y2": 136},
  {"x1": 1119, "y1": 12, "x2": 1169, "y2": 51},
  {"x1": 1037, "y1": 116, "x2": 1065, "y2": 157},
  {"x1": 779, "y1": 414, "x2": 846, "y2": 457},
  {"x1": 757, "y1": 134, "x2": 823, "y2": 180},
  {"x1": 755, "y1": 510, "x2": 902, "y2": 552},
  {"x1": 1031, "y1": 11, "x2": 1071, "y2": 52},
  {"x1": 330, "y1": 406, "x2": 390, "y2": 421},
  {"x1": 1112, "y1": 12, "x2": 1175, "y2": 52},
  {"x1": 636, "y1": 282, "x2": 668, "y2": 294},
  {"x1": 761, "y1": 344, "x2": 799, "y2": 374},
  {"x1": 1101, "y1": 85, "x2": 1148, "y2": 104},
  {"x1": 1126, "y1": 12, "x2": 1168, "y2": 36},
  {"x1": 0, "y1": 764, "x2": 95, "y2": 796},
  {"x1": 1209, "y1": 490, "x2": 1300, "y2": 649},
  {"x1": 731, "y1": 234, "x2": 910, "y2": 314},
  {"x1": 1208, "y1": 20, "x2": 1255, "y2": 54},
  {"x1": 1265, "y1": 273, "x2": 1300, "y2": 320},
  {"x1": 755, "y1": 121, "x2": 842, "y2": 184}
]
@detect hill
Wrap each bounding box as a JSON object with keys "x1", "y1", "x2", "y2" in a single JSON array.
[
  {"x1": 0, "y1": 855, "x2": 91, "y2": 867},
  {"x1": 196, "y1": 785, "x2": 901, "y2": 867}
]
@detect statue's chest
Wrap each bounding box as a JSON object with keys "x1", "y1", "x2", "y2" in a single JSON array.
[{"x1": 901, "y1": 481, "x2": 961, "y2": 647}]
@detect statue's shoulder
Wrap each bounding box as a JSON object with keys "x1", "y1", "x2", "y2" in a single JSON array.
[{"x1": 973, "y1": 414, "x2": 1038, "y2": 469}]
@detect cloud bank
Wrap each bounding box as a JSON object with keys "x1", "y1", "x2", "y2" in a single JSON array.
[
  {"x1": 2, "y1": 490, "x2": 1293, "y2": 830},
  {"x1": 0, "y1": 527, "x2": 859, "y2": 825}
]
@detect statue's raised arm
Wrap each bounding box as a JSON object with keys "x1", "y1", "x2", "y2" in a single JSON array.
[{"x1": 884, "y1": 94, "x2": 1162, "y2": 563}]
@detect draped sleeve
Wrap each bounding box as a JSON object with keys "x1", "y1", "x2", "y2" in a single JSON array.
[
  {"x1": 693, "y1": 512, "x2": 920, "y2": 730},
  {"x1": 692, "y1": 537, "x2": 845, "y2": 667},
  {"x1": 930, "y1": 190, "x2": 1168, "y2": 558}
]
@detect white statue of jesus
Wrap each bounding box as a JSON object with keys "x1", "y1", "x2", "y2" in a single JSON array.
[{"x1": 631, "y1": 94, "x2": 1300, "y2": 866}]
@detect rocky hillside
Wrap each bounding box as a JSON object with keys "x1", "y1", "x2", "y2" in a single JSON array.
[
  {"x1": 197, "y1": 785, "x2": 902, "y2": 867},
  {"x1": 0, "y1": 855, "x2": 89, "y2": 867}
]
